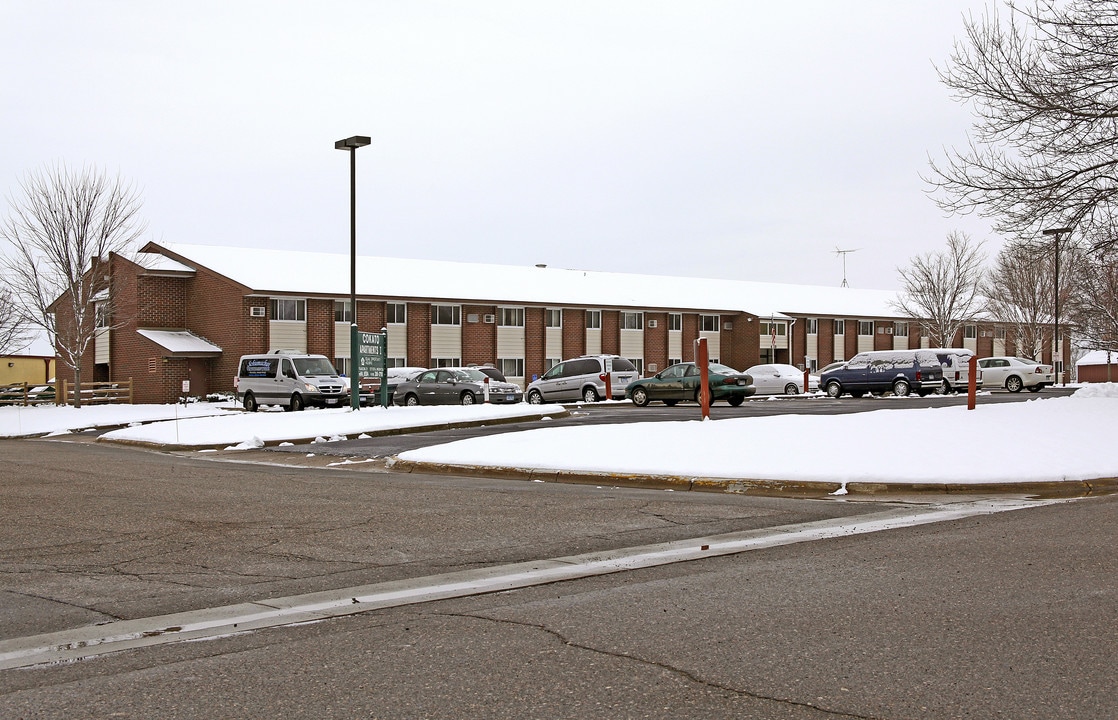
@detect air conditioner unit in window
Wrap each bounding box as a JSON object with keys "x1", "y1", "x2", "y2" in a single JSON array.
[
  {"x1": 647, "y1": 319, "x2": 658, "y2": 328},
  {"x1": 250, "y1": 306, "x2": 265, "y2": 317},
  {"x1": 885, "y1": 327, "x2": 893, "y2": 334},
  {"x1": 483, "y1": 314, "x2": 495, "y2": 324}
]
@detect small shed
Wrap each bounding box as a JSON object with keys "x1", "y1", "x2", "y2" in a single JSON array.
[{"x1": 1076, "y1": 349, "x2": 1118, "y2": 383}]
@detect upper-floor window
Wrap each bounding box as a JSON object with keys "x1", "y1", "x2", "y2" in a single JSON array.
[
  {"x1": 834, "y1": 319, "x2": 845, "y2": 334},
  {"x1": 334, "y1": 300, "x2": 352, "y2": 323},
  {"x1": 894, "y1": 321, "x2": 909, "y2": 337},
  {"x1": 270, "y1": 298, "x2": 306, "y2": 321},
  {"x1": 995, "y1": 326, "x2": 1006, "y2": 340},
  {"x1": 759, "y1": 322, "x2": 787, "y2": 336},
  {"x1": 387, "y1": 303, "x2": 406, "y2": 324},
  {"x1": 700, "y1": 314, "x2": 720, "y2": 332},
  {"x1": 806, "y1": 318, "x2": 818, "y2": 335},
  {"x1": 498, "y1": 307, "x2": 525, "y2": 327},
  {"x1": 432, "y1": 305, "x2": 460, "y2": 326},
  {"x1": 668, "y1": 313, "x2": 682, "y2": 331},
  {"x1": 586, "y1": 310, "x2": 602, "y2": 329},
  {"x1": 94, "y1": 301, "x2": 109, "y2": 328},
  {"x1": 964, "y1": 324, "x2": 978, "y2": 339},
  {"x1": 545, "y1": 309, "x2": 562, "y2": 328},
  {"x1": 621, "y1": 312, "x2": 644, "y2": 330},
  {"x1": 858, "y1": 320, "x2": 874, "y2": 336}
]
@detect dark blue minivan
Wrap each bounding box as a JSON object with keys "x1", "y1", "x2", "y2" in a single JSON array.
[{"x1": 820, "y1": 350, "x2": 945, "y2": 398}]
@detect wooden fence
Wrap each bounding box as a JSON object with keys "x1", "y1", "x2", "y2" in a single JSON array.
[{"x1": 0, "y1": 379, "x2": 133, "y2": 406}]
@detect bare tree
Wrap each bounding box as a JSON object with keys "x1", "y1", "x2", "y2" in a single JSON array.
[
  {"x1": 928, "y1": 1, "x2": 1118, "y2": 240},
  {"x1": 1066, "y1": 244, "x2": 1118, "y2": 361},
  {"x1": 0, "y1": 164, "x2": 145, "y2": 406},
  {"x1": 892, "y1": 232, "x2": 987, "y2": 347},
  {"x1": 0, "y1": 284, "x2": 33, "y2": 357}
]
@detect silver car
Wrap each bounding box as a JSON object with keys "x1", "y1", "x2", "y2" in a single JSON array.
[
  {"x1": 977, "y1": 356, "x2": 1054, "y2": 392},
  {"x1": 525, "y1": 355, "x2": 638, "y2": 404},
  {"x1": 393, "y1": 367, "x2": 523, "y2": 406}
]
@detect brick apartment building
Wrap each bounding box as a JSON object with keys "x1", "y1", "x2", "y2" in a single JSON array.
[{"x1": 52, "y1": 241, "x2": 1070, "y2": 404}]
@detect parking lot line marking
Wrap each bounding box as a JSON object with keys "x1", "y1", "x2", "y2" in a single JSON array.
[{"x1": 0, "y1": 498, "x2": 1058, "y2": 670}]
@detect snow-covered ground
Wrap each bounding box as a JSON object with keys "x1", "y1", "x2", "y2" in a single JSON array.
[{"x1": 2, "y1": 386, "x2": 1117, "y2": 486}]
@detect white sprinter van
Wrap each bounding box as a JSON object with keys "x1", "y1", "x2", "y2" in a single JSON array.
[{"x1": 236, "y1": 352, "x2": 350, "y2": 411}]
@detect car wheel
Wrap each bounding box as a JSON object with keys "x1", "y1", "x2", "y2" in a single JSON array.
[
  {"x1": 526, "y1": 389, "x2": 543, "y2": 405},
  {"x1": 460, "y1": 391, "x2": 476, "y2": 406},
  {"x1": 291, "y1": 393, "x2": 305, "y2": 411},
  {"x1": 1006, "y1": 375, "x2": 1023, "y2": 393},
  {"x1": 582, "y1": 387, "x2": 600, "y2": 403},
  {"x1": 243, "y1": 392, "x2": 258, "y2": 412},
  {"x1": 784, "y1": 383, "x2": 799, "y2": 395},
  {"x1": 728, "y1": 395, "x2": 744, "y2": 407},
  {"x1": 892, "y1": 379, "x2": 911, "y2": 397},
  {"x1": 631, "y1": 387, "x2": 650, "y2": 407},
  {"x1": 825, "y1": 380, "x2": 842, "y2": 398},
  {"x1": 935, "y1": 380, "x2": 950, "y2": 395},
  {"x1": 404, "y1": 393, "x2": 419, "y2": 407},
  {"x1": 663, "y1": 399, "x2": 677, "y2": 407},
  {"x1": 1027, "y1": 384, "x2": 1042, "y2": 393}
]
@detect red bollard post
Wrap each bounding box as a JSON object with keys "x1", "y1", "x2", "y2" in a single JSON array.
[
  {"x1": 967, "y1": 355, "x2": 977, "y2": 410},
  {"x1": 803, "y1": 368, "x2": 810, "y2": 394},
  {"x1": 483, "y1": 376, "x2": 491, "y2": 403},
  {"x1": 695, "y1": 337, "x2": 710, "y2": 420}
]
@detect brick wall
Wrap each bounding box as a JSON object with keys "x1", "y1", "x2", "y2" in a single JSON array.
[
  {"x1": 562, "y1": 309, "x2": 586, "y2": 358},
  {"x1": 601, "y1": 311, "x2": 620, "y2": 355},
  {"x1": 407, "y1": 303, "x2": 431, "y2": 366},
  {"x1": 462, "y1": 304, "x2": 496, "y2": 365},
  {"x1": 307, "y1": 299, "x2": 334, "y2": 357},
  {"x1": 682, "y1": 313, "x2": 699, "y2": 362},
  {"x1": 525, "y1": 307, "x2": 545, "y2": 379},
  {"x1": 643, "y1": 312, "x2": 668, "y2": 372}
]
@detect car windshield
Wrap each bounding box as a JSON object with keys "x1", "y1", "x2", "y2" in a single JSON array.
[
  {"x1": 452, "y1": 368, "x2": 489, "y2": 382},
  {"x1": 1014, "y1": 357, "x2": 1040, "y2": 365},
  {"x1": 293, "y1": 357, "x2": 338, "y2": 376}
]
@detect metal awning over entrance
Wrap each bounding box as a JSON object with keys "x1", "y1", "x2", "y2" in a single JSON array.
[{"x1": 136, "y1": 329, "x2": 222, "y2": 357}]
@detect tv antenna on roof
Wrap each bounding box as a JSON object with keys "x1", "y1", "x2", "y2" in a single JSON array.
[{"x1": 834, "y1": 247, "x2": 860, "y2": 287}]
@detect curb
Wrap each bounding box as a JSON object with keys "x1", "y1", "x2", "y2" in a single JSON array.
[
  {"x1": 388, "y1": 459, "x2": 1118, "y2": 498},
  {"x1": 95, "y1": 408, "x2": 571, "y2": 452}
]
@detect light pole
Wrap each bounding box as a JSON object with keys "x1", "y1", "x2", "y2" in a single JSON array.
[
  {"x1": 1043, "y1": 226, "x2": 1072, "y2": 384},
  {"x1": 336, "y1": 135, "x2": 371, "y2": 410}
]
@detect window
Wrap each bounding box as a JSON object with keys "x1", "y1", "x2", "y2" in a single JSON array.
[
  {"x1": 995, "y1": 326, "x2": 1006, "y2": 340},
  {"x1": 498, "y1": 307, "x2": 525, "y2": 327},
  {"x1": 759, "y1": 322, "x2": 787, "y2": 336},
  {"x1": 859, "y1": 320, "x2": 874, "y2": 336},
  {"x1": 388, "y1": 357, "x2": 406, "y2": 368},
  {"x1": 668, "y1": 357, "x2": 681, "y2": 367},
  {"x1": 387, "y1": 303, "x2": 406, "y2": 324},
  {"x1": 432, "y1": 305, "x2": 460, "y2": 325},
  {"x1": 270, "y1": 298, "x2": 306, "y2": 321},
  {"x1": 586, "y1": 310, "x2": 601, "y2": 329},
  {"x1": 964, "y1": 324, "x2": 978, "y2": 339},
  {"x1": 668, "y1": 313, "x2": 682, "y2": 331},
  {"x1": 498, "y1": 358, "x2": 525, "y2": 377},
  {"x1": 808, "y1": 358, "x2": 818, "y2": 372},
  {"x1": 334, "y1": 357, "x2": 351, "y2": 376},
  {"x1": 806, "y1": 318, "x2": 818, "y2": 335},
  {"x1": 432, "y1": 357, "x2": 461, "y2": 367},
  {"x1": 94, "y1": 301, "x2": 109, "y2": 329},
  {"x1": 545, "y1": 309, "x2": 562, "y2": 328},
  {"x1": 621, "y1": 312, "x2": 644, "y2": 330},
  {"x1": 334, "y1": 300, "x2": 352, "y2": 323},
  {"x1": 628, "y1": 358, "x2": 644, "y2": 375},
  {"x1": 700, "y1": 314, "x2": 720, "y2": 332},
  {"x1": 545, "y1": 358, "x2": 561, "y2": 371},
  {"x1": 834, "y1": 319, "x2": 845, "y2": 335},
  {"x1": 894, "y1": 322, "x2": 909, "y2": 337}
]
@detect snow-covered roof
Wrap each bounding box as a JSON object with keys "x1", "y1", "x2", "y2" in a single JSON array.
[
  {"x1": 134, "y1": 252, "x2": 196, "y2": 275},
  {"x1": 1076, "y1": 349, "x2": 1118, "y2": 366},
  {"x1": 137, "y1": 329, "x2": 222, "y2": 356},
  {"x1": 150, "y1": 242, "x2": 905, "y2": 319}
]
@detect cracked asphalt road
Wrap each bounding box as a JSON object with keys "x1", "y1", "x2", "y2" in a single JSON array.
[{"x1": 3, "y1": 437, "x2": 1115, "y2": 719}]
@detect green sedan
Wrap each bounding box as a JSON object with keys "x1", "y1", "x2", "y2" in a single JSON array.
[{"x1": 625, "y1": 362, "x2": 756, "y2": 407}]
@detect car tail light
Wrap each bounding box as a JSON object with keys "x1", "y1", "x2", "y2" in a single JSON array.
[
  {"x1": 1036, "y1": 367, "x2": 1045, "y2": 374},
  {"x1": 599, "y1": 373, "x2": 607, "y2": 381},
  {"x1": 915, "y1": 370, "x2": 922, "y2": 381}
]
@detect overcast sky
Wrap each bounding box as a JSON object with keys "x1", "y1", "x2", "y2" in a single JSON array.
[{"x1": 2, "y1": 1, "x2": 1000, "y2": 291}]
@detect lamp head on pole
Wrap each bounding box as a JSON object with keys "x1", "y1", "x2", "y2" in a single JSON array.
[
  {"x1": 1042, "y1": 227, "x2": 1073, "y2": 237},
  {"x1": 335, "y1": 135, "x2": 371, "y2": 151}
]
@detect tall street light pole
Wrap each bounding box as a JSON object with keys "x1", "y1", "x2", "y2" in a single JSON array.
[
  {"x1": 1043, "y1": 226, "x2": 1072, "y2": 384},
  {"x1": 336, "y1": 135, "x2": 371, "y2": 410}
]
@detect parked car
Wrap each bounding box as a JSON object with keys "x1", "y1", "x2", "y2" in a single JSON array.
[
  {"x1": 525, "y1": 355, "x2": 639, "y2": 404},
  {"x1": 625, "y1": 362, "x2": 756, "y2": 407},
  {"x1": 977, "y1": 356, "x2": 1054, "y2": 392},
  {"x1": 932, "y1": 348, "x2": 983, "y2": 393},
  {"x1": 743, "y1": 363, "x2": 818, "y2": 395},
  {"x1": 820, "y1": 349, "x2": 944, "y2": 398},
  {"x1": 393, "y1": 367, "x2": 523, "y2": 406},
  {"x1": 354, "y1": 366, "x2": 428, "y2": 406},
  {"x1": 470, "y1": 365, "x2": 507, "y2": 383},
  {"x1": 818, "y1": 361, "x2": 847, "y2": 375}
]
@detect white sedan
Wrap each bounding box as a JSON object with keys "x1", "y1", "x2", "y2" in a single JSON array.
[
  {"x1": 976, "y1": 356, "x2": 1055, "y2": 392},
  {"x1": 743, "y1": 363, "x2": 819, "y2": 395}
]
